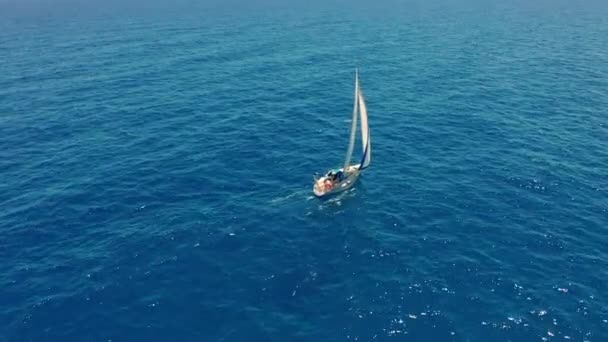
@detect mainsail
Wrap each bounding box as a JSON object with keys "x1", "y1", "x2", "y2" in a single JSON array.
[
  {"x1": 343, "y1": 70, "x2": 359, "y2": 170},
  {"x1": 358, "y1": 89, "x2": 371, "y2": 169},
  {"x1": 342, "y1": 69, "x2": 371, "y2": 171}
]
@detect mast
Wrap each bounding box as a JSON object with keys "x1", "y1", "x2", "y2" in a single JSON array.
[{"x1": 343, "y1": 69, "x2": 359, "y2": 171}]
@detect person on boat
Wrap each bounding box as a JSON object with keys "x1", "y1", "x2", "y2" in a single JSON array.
[
  {"x1": 335, "y1": 170, "x2": 344, "y2": 182},
  {"x1": 325, "y1": 169, "x2": 343, "y2": 183},
  {"x1": 323, "y1": 177, "x2": 334, "y2": 191}
]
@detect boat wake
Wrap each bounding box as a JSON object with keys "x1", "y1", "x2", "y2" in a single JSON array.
[{"x1": 269, "y1": 189, "x2": 310, "y2": 205}]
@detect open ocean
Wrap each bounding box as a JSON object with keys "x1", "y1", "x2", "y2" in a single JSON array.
[{"x1": 1, "y1": 0, "x2": 607, "y2": 341}]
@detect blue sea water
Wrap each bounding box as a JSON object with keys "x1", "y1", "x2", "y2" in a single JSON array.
[{"x1": 1, "y1": 0, "x2": 608, "y2": 341}]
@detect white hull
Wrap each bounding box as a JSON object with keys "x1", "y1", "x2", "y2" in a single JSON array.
[{"x1": 313, "y1": 165, "x2": 361, "y2": 197}]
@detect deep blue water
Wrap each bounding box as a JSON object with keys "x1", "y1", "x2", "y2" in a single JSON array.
[{"x1": 2, "y1": 1, "x2": 608, "y2": 341}]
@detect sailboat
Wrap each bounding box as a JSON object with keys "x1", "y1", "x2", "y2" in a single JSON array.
[{"x1": 313, "y1": 69, "x2": 371, "y2": 197}]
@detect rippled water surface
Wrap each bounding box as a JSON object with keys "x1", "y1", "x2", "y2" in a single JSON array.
[{"x1": 1, "y1": 1, "x2": 608, "y2": 341}]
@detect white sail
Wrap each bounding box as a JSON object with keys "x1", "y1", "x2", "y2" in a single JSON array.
[
  {"x1": 343, "y1": 70, "x2": 359, "y2": 170},
  {"x1": 358, "y1": 89, "x2": 371, "y2": 169}
]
